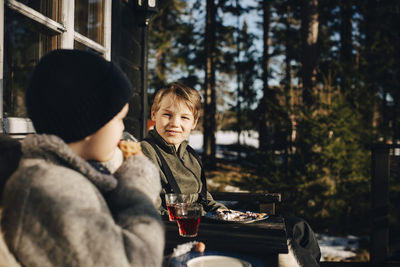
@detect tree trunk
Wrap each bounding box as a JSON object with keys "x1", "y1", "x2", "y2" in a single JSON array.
[
  {"x1": 365, "y1": 0, "x2": 379, "y2": 131},
  {"x1": 300, "y1": 0, "x2": 319, "y2": 109},
  {"x1": 340, "y1": 0, "x2": 353, "y2": 104},
  {"x1": 203, "y1": 0, "x2": 217, "y2": 167},
  {"x1": 284, "y1": 4, "x2": 293, "y2": 172},
  {"x1": 236, "y1": 0, "x2": 242, "y2": 156},
  {"x1": 155, "y1": 52, "x2": 167, "y2": 90},
  {"x1": 285, "y1": 5, "x2": 292, "y2": 112},
  {"x1": 394, "y1": 3, "x2": 400, "y2": 142},
  {"x1": 298, "y1": 0, "x2": 319, "y2": 165},
  {"x1": 258, "y1": 0, "x2": 271, "y2": 150}
]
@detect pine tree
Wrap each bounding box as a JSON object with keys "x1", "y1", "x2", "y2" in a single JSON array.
[
  {"x1": 235, "y1": 21, "x2": 258, "y2": 137},
  {"x1": 148, "y1": 0, "x2": 190, "y2": 91},
  {"x1": 258, "y1": 0, "x2": 272, "y2": 151},
  {"x1": 300, "y1": 0, "x2": 319, "y2": 109},
  {"x1": 339, "y1": 0, "x2": 353, "y2": 103}
]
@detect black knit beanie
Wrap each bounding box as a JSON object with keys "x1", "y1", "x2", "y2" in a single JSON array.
[{"x1": 26, "y1": 49, "x2": 133, "y2": 143}]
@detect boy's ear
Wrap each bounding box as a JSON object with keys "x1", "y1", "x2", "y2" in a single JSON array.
[
  {"x1": 150, "y1": 109, "x2": 156, "y2": 122},
  {"x1": 191, "y1": 117, "x2": 199, "y2": 130}
]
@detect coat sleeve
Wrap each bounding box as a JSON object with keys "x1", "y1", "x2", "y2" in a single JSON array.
[
  {"x1": 1, "y1": 155, "x2": 164, "y2": 267},
  {"x1": 205, "y1": 191, "x2": 228, "y2": 212},
  {"x1": 107, "y1": 154, "x2": 165, "y2": 266}
]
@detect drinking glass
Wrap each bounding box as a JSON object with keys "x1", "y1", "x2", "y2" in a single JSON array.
[
  {"x1": 174, "y1": 203, "x2": 202, "y2": 237},
  {"x1": 165, "y1": 193, "x2": 195, "y2": 221},
  {"x1": 121, "y1": 131, "x2": 138, "y2": 142}
]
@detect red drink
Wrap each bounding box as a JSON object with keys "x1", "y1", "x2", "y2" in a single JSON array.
[
  {"x1": 176, "y1": 216, "x2": 201, "y2": 237},
  {"x1": 164, "y1": 193, "x2": 195, "y2": 221},
  {"x1": 167, "y1": 204, "x2": 177, "y2": 221},
  {"x1": 174, "y1": 202, "x2": 202, "y2": 237}
]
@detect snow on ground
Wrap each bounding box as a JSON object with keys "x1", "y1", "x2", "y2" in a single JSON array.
[
  {"x1": 189, "y1": 130, "x2": 365, "y2": 261},
  {"x1": 207, "y1": 179, "x2": 244, "y2": 192},
  {"x1": 188, "y1": 130, "x2": 259, "y2": 150},
  {"x1": 316, "y1": 234, "x2": 362, "y2": 261}
]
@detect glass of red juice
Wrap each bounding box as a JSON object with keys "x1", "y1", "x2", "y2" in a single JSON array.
[
  {"x1": 165, "y1": 193, "x2": 195, "y2": 221},
  {"x1": 174, "y1": 203, "x2": 202, "y2": 237}
]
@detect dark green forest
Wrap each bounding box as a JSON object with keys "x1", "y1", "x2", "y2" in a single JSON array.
[{"x1": 148, "y1": 0, "x2": 400, "y2": 237}]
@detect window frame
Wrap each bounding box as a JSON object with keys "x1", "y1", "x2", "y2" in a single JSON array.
[{"x1": 0, "y1": 0, "x2": 112, "y2": 121}]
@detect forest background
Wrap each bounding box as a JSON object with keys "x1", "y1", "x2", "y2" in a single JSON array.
[{"x1": 147, "y1": 0, "x2": 400, "y2": 248}]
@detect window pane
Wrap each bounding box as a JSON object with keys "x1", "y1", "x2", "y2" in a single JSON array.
[
  {"x1": 3, "y1": 8, "x2": 61, "y2": 117},
  {"x1": 75, "y1": 0, "x2": 104, "y2": 45},
  {"x1": 16, "y1": 0, "x2": 62, "y2": 23}
]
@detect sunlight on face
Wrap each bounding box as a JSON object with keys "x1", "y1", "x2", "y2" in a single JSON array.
[
  {"x1": 151, "y1": 93, "x2": 198, "y2": 150},
  {"x1": 83, "y1": 104, "x2": 129, "y2": 162}
]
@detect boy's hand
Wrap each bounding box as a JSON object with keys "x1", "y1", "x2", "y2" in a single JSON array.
[
  {"x1": 113, "y1": 154, "x2": 161, "y2": 205},
  {"x1": 217, "y1": 207, "x2": 230, "y2": 212}
]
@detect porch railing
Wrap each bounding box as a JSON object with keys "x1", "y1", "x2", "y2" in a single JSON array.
[{"x1": 371, "y1": 143, "x2": 400, "y2": 267}]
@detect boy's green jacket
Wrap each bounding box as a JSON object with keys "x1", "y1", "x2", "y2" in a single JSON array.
[{"x1": 141, "y1": 129, "x2": 226, "y2": 214}]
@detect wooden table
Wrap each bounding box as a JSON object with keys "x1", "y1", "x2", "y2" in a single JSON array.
[{"x1": 164, "y1": 215, "x2": 288, "y2": 267}]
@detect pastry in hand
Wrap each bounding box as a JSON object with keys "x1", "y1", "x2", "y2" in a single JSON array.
[{"x1": 118, "y1": 140, "x2": 142, "y2": 159}]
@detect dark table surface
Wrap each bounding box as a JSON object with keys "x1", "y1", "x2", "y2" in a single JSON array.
[{"x1": 163, "y1": 215, "x2": 288, "y2": 266}]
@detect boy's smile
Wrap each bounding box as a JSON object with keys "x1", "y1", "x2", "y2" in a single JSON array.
[
  {"x1": 151, "y1": 93, "x2": 198, "y2": 150},
  {"x1": 166, "y1": 130, "x2": 182, "y2": 135}
]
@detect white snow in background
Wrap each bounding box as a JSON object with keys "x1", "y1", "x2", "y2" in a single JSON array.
[
  {"x1": 316, "y1": 234, "x2": 361, "y2": 261},
  {"x1": 208, "y1": 173, "x2": 362, "y2": 260},
  {"x1": 188, "y1": 131, "x2": 366, "y2": 261},
  {"x1": 188, "y1": 130, "x2": 259, "y2": 150}
]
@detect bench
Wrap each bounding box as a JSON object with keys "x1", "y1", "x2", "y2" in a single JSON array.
[
  {"x1": 0, "y1": 118, "x2": 29, "y2": 266},
  {"x1": 0, "y1": 117, "x2": 35, "y2": 139},
  {"x1": 371, "y1": 144, "x2": 400, "y2": 267},
  {"x1": 211, "y1": 191, "x2": 281, "y2": 215}
]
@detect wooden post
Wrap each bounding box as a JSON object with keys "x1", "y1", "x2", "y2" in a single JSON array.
[
  {"x1": 0, "y1": 0, "x2": 4, "y2": 119},
  {"x1": 140, "y1": 16, "x2": 149, "y2": 140},
  {"x1": 371, "y1": 144, "x2": 390, "y2": 266}
]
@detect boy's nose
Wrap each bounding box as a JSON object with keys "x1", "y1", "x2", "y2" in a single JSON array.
[{"x1": 170, "y1": 116, "x2": 180, "y2": 126}]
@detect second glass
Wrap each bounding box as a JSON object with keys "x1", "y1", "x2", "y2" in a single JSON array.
[{"x1": 174, "y1": 203, "x2": 203, "y2": 237}]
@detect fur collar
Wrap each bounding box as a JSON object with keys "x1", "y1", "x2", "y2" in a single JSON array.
[{"x1": 21, "y1": 134, "x2": 117, "y2": 192}]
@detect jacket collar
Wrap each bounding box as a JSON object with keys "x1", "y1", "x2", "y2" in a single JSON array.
[
  {"x1": 148, "y1": 129, "x2": 188, "y2": 158},
  {"x1": 21, "y1": 134, "x2": 117, "y2": 192}
]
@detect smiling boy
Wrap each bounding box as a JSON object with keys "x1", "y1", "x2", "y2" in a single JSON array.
[
  {"x1": 141, "y1": 83, "x2": 321, "y2": 267},
  {"x1": 151, "y1": 88, "x2": 196, "y2": 150},
  {"x1": 141, "y1": 82, "x2": 226, "y2": 214}
]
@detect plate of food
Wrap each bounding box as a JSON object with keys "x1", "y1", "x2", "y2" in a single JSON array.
[{"x1": 204, "y1": 209, "x2": 268, "y2": 224}]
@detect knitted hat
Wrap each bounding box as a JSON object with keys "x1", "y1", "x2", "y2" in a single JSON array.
[{"x1": 26, "y1": 49, "x2": 133, "y2": 143}]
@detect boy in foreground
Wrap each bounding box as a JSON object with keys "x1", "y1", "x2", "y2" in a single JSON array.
[{"x1": 1, "y1": 50, "x2": 164, "y2": 266}]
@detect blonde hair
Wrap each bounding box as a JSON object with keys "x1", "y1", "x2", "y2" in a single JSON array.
[{"x1": 151, "y1": 82, "x2": 201, "y2": 120}]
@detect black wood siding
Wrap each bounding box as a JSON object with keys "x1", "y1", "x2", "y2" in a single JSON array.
[{"x1": 111, "y1": 0, "x2": 148, "y2": 140}]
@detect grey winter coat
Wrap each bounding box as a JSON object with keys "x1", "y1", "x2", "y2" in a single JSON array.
[{"x1": 1, "y1": 134, "x2": 164, "y2": 267}]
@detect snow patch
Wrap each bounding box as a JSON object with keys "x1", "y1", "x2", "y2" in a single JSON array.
[
  {"x1": 316, "y1": 234, "x2": 361, "y2": 261},
  {"x1": 188, "y1": 130, "x2": 259, "y2": 149},
  {"x1": 190, "y1": 131, "x2": 365, "y2": 262}
]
